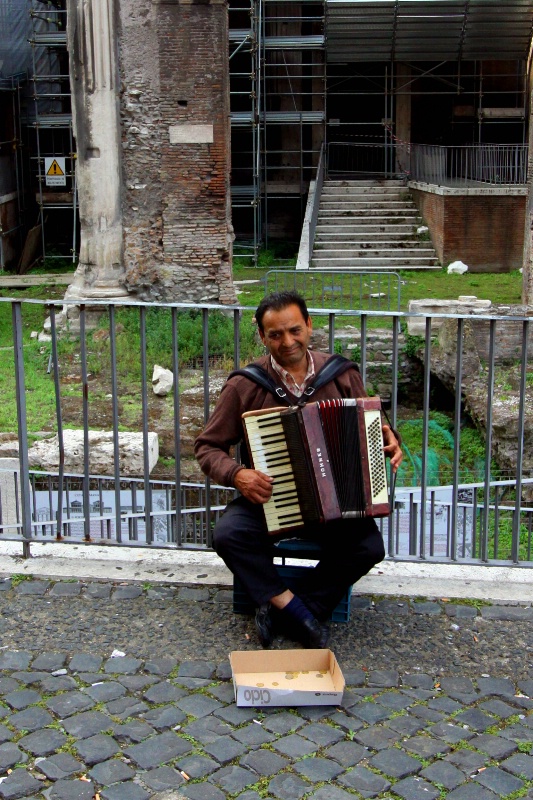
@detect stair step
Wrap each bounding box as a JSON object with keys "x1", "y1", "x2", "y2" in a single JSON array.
[
  {"x1": 312, "y1": 255, "x2": 439, "y2": 264},
  {"x1": 325, "y1": 180, "x2": 406, "y2": 187},
  {"x1": 315, "y1": 224, "x2": 417, "y2": 233},
  {"x1": 318, "y1": 211, "x2": 419, "y2": 220},
  {"x1": 315, "y1": 230, "x2": 418, "y2": 242},
  {"x1": 313, "y1": 248, "x2": 437, "y2": 258},
  {"x1": 322, "y1": 189, "x2": 408, "y2": 198},
  {"x1": 320, "y1": 202, "x2": 417, "y2": 211},
  {"x1": 310, "y1": 263, "x2": 441, "y2": 271},
  {"x1": 314, "y1": 243, "x2": 435, "y2": 253}
]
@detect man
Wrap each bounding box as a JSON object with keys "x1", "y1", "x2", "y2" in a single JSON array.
[{"x1": 195, "y1": 291, "x2": 402, "y2": 648}]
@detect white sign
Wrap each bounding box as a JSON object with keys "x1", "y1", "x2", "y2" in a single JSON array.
[
  {"x1": 44, "y1": 157, "x2": 66, "y2": 187},
  {"x1": 392, "y1": 487, "x2": 474, "y2": 558},
  {"x1": 169, "y1": 124, "x2": 213, "y2": 144},
  {"x1": 33, "y1": 488, "x2": 171, "y2": 544}
]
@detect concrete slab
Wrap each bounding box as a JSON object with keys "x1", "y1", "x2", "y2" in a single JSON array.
[
  {"x1": 0, "y1": 539, "x2": 532, "y2": 603},
  {"x1": 0, "y1": 273, "x2": 74, "y2": 289}
]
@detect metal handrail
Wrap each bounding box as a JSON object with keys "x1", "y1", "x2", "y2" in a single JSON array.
[
  {"x1": 308, "y1": 141, "x2": 325, "y2": 257},
  {"x1": 326, "y1": 141, "x2": 529, "y2": 186},
  {"x1": 296, "y1": 141, "x2": 325, "y2": 270}
]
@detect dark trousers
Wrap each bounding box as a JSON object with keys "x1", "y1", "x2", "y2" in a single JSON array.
[{"x1": 213, "y1": 496, "x2": 386, "y2": 621}]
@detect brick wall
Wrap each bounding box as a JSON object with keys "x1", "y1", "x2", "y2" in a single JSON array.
[
  {"x1": 411, "y1": 188, "x2": 526, "y2": 273},
  {"x1": 118, "y1": 0, "x2": 235, "y2": 304}
]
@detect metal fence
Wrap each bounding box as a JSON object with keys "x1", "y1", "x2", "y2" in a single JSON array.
[
  {"x1": 1, "y1": 297, "x2": 532, "y2": 567},
  {"x1": 326, "y1": 141, "x2": 528, "y2": 186},
  {"x1": 263, "y1": 270, "x2": 402, "y2": 312},
  {"x1": 409, "y1": 143, "x2": 528, "y2": 187}
]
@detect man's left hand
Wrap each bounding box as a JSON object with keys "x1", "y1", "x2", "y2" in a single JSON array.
[{"x1": 382, "y1": 425, "x2": 403, "y2": 473}]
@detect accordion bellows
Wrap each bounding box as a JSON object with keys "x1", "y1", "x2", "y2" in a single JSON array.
[{"x1": 243, "y1": 398, "x2": 390, "y2": 534}]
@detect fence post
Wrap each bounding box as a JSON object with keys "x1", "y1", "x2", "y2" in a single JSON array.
[{"x1": 12, "y1": 302, "x2": 32, "y2": 558}]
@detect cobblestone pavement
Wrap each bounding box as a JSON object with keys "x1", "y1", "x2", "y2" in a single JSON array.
[{"x1": 1, "y1": 576, "x2": 533, "y2": 800}]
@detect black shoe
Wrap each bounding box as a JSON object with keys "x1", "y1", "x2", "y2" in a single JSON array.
[
  {"x1": 300, "y1": 617, "x2": 330, "y2": 649},
  {"x1": 255, "y1": 603, "x2": 274, "y2": 648}
]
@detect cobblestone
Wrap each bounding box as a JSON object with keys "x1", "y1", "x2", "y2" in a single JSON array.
[{"x1": 0, "y1": 577, "x2": 533, "y2": 799}]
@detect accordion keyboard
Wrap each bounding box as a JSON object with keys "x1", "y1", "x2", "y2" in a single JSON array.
[{"x1": 243, "y1": 411, "x2": 304, "y2": 532}]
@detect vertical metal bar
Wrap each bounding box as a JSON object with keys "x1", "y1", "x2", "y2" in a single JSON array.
[
  {"x1": 419, "y1": 316, "x2": 432, "y2": 558},
  {"x1": 98, "y1": 478, "x2": 104, "y2": 538},
  {"x1": 49, "y1": 304, "x2": 64, "y2": 540},
  {"x1": 446, "y1": 504, "x2": 451, "y2": 557},
  {"x1": 14, "y1": 471, "x2": 20, "y2": 530},
  {"x1": 132, "y1": 480, "x2": 138, "y2": 540},
  {"x1": 108, "y1": 304, "x2": 122, "y2": 543},
  {"x1": 481, "y1": 319, "x2": 497, "y2": 562},
  {"x1": 328, "y1": 312, "x2": 335, "y2": 353},
  {"x1": 360, "y1": 314, "x2": 367, "y2": 385},
  {"x1": 202, "y1": 309, "x2": 212, "y2": 546},
  {"x1": 472, "y1": 487, "x2": 478, "y2": 558},
  {"x1": 493, "y1": 485, "x2": 500, "y2": 559},
  {"x1": 165, "y1": 486, "x2": 171, "y2": 542},
  {"x1": 234, "y1": 308, "x2": 241, "y2": 369},
  {"x1": 390, "y1": 315, "x2": 399, "y2": 432},
  {"x1": 12, "y1": 302, "x2": 32, "y2": 555},
  {"x1": 79, "y1": 306, "x2": 91, "y2": 541},
  {"x1": 65, "y1": 477, "x2": 71, "y2": 538},
  {"x1": 511, "y1": 319, "x2": 529, "y2": 562},
  {"x1": 387, "y1": 314, "x2": 400, "y2": 558},
  {"x1": 172, "y1": 308, "x2": 182, "y2": 545},
  {"x1": 450, "y1": 317, "x2": 464, "y2": 561},
  {"x1": 139, "y1": 306, "x2": 152, "y2": 544},
  {"x1": 409, "y1": 495, "x2": 417, "y2": 556},
  {"x1": 429, "y1": 490, "x2": 435, "y2": 556}
]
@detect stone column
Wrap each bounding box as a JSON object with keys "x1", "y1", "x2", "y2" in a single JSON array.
[
  {"x1": 65, "y1": 0, "x2": 128, "y2": 315},
  {"x1": 395, "y1": 63, "x2": 411, "y2": 176}
]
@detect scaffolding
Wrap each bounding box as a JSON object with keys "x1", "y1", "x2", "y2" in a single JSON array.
[
  {"x1": 229, "y1": 0, "x2": 533, "y2": 259},
  {"x1": 229, "y1": 0, "x2": 326, "y2": 262},
  {"x1": 28, "y1": 0, "x2": 77, "y2": 264},
  {"x1": 325, "y1": 62, "x2": 528, "y2": 146}
]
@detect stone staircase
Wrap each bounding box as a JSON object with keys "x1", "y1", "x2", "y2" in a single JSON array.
[{"x1": 311, "y1": 179, "x2": 440, "y2": 271}]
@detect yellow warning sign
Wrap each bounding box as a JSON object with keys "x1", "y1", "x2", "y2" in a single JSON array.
[
  {"x1": 44, "y1": 156, "x2": 67, "y2": 187},
  {"x1": 47, "y1": 159, "x2": 64, "y2": 176}
]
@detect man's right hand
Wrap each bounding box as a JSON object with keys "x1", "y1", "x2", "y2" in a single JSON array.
[{"x1": 234, "y1": 468, "x2": 274, "y2": 504}]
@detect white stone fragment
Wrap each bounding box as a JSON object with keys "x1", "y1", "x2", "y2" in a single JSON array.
[
  {"x1": 447, "y1": 260, "x2": 469, "y2": 274},
  {"x1": 152, "y1": 364, "x2": 174, "y2": 397}
]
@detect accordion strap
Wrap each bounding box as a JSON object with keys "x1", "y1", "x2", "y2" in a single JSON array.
[{"x1": 228, "y1": 355, "x2": 359, "y2": 407}]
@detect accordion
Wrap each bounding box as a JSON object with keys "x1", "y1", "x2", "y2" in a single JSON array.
[{"x1": 242, "y1": 398, "x2": 390, "y2": 535}]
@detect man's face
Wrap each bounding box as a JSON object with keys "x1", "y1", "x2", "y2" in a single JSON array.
[{"x1": 259, "y1": 304, "x2": 312, "y2": 370}]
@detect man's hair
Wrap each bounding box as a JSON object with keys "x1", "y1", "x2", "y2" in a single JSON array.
[{"x1": 255, "y1": 291, "x2": 310, "y2": 332}]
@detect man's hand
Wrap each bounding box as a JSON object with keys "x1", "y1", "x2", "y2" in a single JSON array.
[
  {"x1": 382, "y1": 425, "x2": 403, "y2": 473},
  {"x1": 234, "y1": 468, "x2": 274, "y2": 504}
]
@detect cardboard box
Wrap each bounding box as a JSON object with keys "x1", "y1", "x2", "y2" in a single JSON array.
[{"x1": 229, "y1": 649, "x2": 345, "y2": 707}]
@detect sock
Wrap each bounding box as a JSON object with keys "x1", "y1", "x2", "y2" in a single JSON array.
[{"x1": 281, "y1": 595, "x2": 315, "y2": 625}]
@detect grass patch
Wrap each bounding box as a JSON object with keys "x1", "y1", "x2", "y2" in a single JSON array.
[
  {"x1": 231, "y1": 260, "x2": 524, "y2": 315},
  {"x1": 397, "y1": 268, "x2": 522, "y2": 309},
  {"x1": 10, "y1": 574, "x2": 33, "y2": 587}
]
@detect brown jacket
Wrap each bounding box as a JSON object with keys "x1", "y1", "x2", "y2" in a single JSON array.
[{"x1": 194, "y1": 351, "x2": 367, "y2": 487}]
